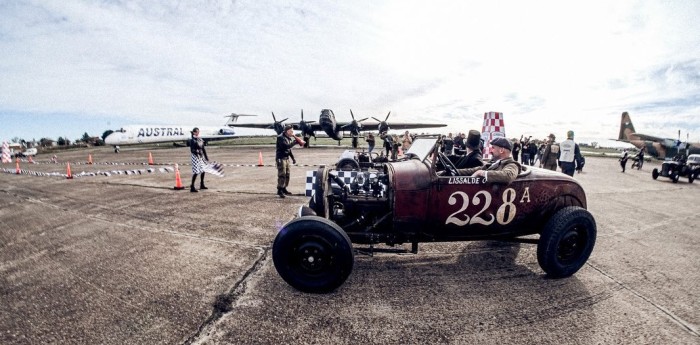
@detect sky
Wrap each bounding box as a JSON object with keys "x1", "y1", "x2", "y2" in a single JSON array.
[{"x1": 1, "y1": 0, "x2": 700, "y2": 145}]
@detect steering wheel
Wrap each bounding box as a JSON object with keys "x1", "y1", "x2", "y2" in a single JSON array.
[{"x1": 438, "y1": 152, "x2": 458, "y2": 176}]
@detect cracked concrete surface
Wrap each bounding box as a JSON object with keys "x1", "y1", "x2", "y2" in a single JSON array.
[{"x1": 1, "y1": 145, "x2": 698, "y2": 344}]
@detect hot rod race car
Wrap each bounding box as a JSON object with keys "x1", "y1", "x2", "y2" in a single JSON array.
[
  {"x1": 652, "y1": 156, "x2": 699, "y2": 183},
  {"x1": 273, "y1": 137, "x2": 597, "y2": 293}
]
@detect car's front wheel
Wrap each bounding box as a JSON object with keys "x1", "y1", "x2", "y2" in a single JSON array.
[
  {"x1": 671, "y1": 171, "x2": 679, "y2": 183},
  {"x1": 273, "y1": 216, "x2": 354, "y2": 293},
  {"x1": 537, "y1": 206, "x2": 596, "y2": 278},
  {"x1": 652, "y1": 168, "x2": 659, "y2": 180}
]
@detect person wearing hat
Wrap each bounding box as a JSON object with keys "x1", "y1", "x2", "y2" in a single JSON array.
[
  {"x1": 454, "y1": 129, "x2": 484, "y2": 169},
  {"x1": 275, "y1": 124, "x2": 305, "y2": 198},
  {"x1": 455, "y1": 137, "x2": 521, "y2": 184},
  {"x1": 540, "y1": 133, "x2": 560, "y2": 171},
  {"x1": 558, "y1": 130, "x2": 583, "y2": 176},
  {"x1": 189, "y1": 127, "x2": 209, "y2": 192}
]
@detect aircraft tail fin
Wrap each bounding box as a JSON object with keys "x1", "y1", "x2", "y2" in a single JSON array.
[
  {"x1": 225, "y1": 113, "x2": 257, "y2": 125},
  {"x1": 618, "y1": 111, "x2": 636, "y2": 140}
]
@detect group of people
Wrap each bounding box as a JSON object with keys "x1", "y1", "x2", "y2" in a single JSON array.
[
  {"x1": 368, "y1": 130, "x2": 413, "y2": 161},
  {"x1": 512, "y1": 136, "x2": 541, "y2": 166},
  {"x1": 188, "y1": 124, "x2": 585, "y2": 197},
  {"x1": 619, "y1": 146, "x2": 646, "y2": 172},
  {"x1": 436, "y1": 129, "x2": 584, "y2": 183},
  {"x1": 188, "y1": 124, "x2": 307, "y2": 198}
]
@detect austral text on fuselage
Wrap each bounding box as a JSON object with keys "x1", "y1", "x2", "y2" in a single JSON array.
[{"x1": 137, "y1": 127, "x2": 186, "y2": 137}]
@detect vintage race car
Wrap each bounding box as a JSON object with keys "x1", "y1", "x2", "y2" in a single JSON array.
[
  {"x1": 652, "y1": 157, "x2": 698, "y2": 183},
  {"x1": 273, "y1": 137, "x2": 597, "y2": 293}
]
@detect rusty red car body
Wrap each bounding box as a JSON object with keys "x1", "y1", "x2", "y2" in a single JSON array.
[{"x1": 273, "y1": 137, "x2": 596, "y2": 293}]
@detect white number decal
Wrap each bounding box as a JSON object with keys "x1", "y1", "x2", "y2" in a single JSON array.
[
  {"x1": 496, "y1": 188, "x2": 517, "y2": 225},
  {"x1": 445, "y1": 189, "x2": 519, "y2": 227},
  {"x1": 446, "y1": 191, "x2": 470, "y2": 226},
  {"x1": 470, "y1": 191, "x2": 495, "y2": 225}
]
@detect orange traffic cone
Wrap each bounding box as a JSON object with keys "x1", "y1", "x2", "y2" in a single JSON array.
[
  {"x1": 15, "y1": 158, "x2": 20, "y2": 174},
  {"x1": 88, "y1": 154, "x2": 93, "y2": 164},
  {"x1": 173, "y1": 164, "x2": 185, "y2": 190},
  {"x1": 257, "y1": 152, "x2": 264, "y2": 167},
  {"x1": 66, "y1": 162, "x2": 73, "y2": 179},
  {"x1": 148, "y1": 152, "x2": 154, "y2": 165}
]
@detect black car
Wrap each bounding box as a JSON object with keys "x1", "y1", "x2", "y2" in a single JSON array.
[{"x1": 652, "y1": 156, "x2": 698, "y2": 183}]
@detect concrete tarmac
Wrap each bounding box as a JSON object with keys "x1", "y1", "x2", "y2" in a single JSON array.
[{"x1": 1, "y1": 145, "x2": 698, "y2": 344}]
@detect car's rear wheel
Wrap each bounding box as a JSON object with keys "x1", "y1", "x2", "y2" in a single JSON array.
[
  {"x1": 537, "y1": 206, "x2": 596, "y2": 278},
  {"x1": 689, "y1": 174, "x2": 695, "y2": 183},
  {"x1": 652, "y1": 168, "x2": 659, "y2": 180},
  {"x1": 273, "y1": 216, "x2": 354, "y2": 293}
]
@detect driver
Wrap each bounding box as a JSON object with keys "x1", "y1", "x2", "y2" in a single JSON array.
[{"x1": 456, "y1": 137, "x2": 521, "y2": 184}]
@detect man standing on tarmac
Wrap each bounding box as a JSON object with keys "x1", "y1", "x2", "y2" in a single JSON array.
[
  {"x1": 540, "y1": 133, "x2": 560, "y2": 171},
  {"x1": 558, "y1": 130, "x2": 583, "y2": 176},
  {"x1": 276, "y1": 124, "x2": 305, "y2": 198}
]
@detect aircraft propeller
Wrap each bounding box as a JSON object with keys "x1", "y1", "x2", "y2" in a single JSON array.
[
  {"x1": 270, "y1": 112, "x2": 288, "y2": 134},
  {"x1": 342, "y1": 109, "x2": 368, "y2": 136},
  {"x1": 372, "y1": 111, "x2": 392, "y2": 133},
  {"x1": 297, "y1": 109, "x2": 317, "y2": 145}
]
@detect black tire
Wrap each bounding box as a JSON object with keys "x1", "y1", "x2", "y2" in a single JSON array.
[
  {"x1": 652, "y1": 168, "x2": 659, "y2": 180},
  {"x1": 351, "y1": 136, "x2": 358, "y2": 149},
  {"x1": 336, "y1": 158, "x2": 359, "y2": 171},
  {"x1": 537, "y1": 206, "x2": 596, "y2": 278},
  {"x1": 689, "y1": 174, "x2": 694, "y2": 184},
  {"x1": 671, "y1": 172, "x2": 679, "y2": 183},
  {"x1": 272, "y1": 216, "x2": 354, "y2": 293}
]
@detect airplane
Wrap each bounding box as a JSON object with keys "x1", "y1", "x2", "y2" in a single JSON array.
[
  {"x1": 229, "y1": 109, "x2": 447, "y2": 148},
  {"x1": 618, "y1": 111, "x2": 700, "y2": 159},
  {"x1": 5, "y1": 143, "x2": 37, "y2": 157},
  {"x1": 104, "y1": 113, "x2": 255, "y2": 152}
]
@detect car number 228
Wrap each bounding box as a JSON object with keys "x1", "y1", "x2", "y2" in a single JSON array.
[{"x1": 445, "y1": 187, "x2": 531, "y2": 227}]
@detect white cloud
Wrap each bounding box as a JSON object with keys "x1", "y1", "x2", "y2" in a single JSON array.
[{"x1": 1, "y1": 0, "x2": 699, "y2": 142}]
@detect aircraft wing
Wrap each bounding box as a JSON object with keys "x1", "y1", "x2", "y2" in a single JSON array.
[
  {"x1": 631, "y1": 133, "x2": 665, "y2": 142},
  {"x1": 230, "y1": 123, "x2": 276, "y2": 130},
  {"x1": 350, "y1": 122, "x2": 447, "y2": 131}
]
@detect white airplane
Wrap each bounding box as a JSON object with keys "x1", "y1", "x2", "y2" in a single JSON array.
[
  {"x1": 104, "y1": 114, "x2": 255, "y2": 151},
  {"x1": 6, "y1": 143, "x2": 38, "y2": 157}
]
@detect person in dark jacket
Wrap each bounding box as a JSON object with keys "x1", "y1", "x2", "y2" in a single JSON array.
[
  {"x1": 276, "y1": 125, "x2": 304, "y2": 198},
  {"x1": 527, "y1": 140, "x2": 538, "y2": 165},
  {"x1": 453, "y1": 132, "x2": 465, "y2": 155},
  {"x1": 454, "y1": 130, "x2": 484, "y2": 169},
  {"x1": 380, "y1": 131, "x2": 392, "y2": 157},
  {"x1": 442, "y1": 133, "x2": 454, "y2": 155},
  {"x1": 365, "y1": 132, "x2": 375, "y2": 153},
  {"x1": 189, "y1": 127, "x2": 208, "y2": 193}
]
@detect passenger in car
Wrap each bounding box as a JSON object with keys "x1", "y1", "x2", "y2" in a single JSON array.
[
  {"x1": 455, "y1": 137, "x2": 521, "y2": 184},
  {"x1": 454, "y1": 130, "x2": 483, "y2": 169}
]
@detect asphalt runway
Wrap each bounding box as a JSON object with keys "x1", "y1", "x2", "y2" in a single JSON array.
[{"x1": 1, "y1": 145, "x2": 698, "y2": 344}]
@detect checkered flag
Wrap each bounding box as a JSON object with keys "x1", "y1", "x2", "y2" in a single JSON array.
[{"x1": 203, "y1": 161, "x2": 225, "y2": 177}]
